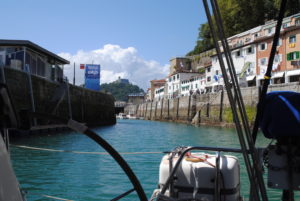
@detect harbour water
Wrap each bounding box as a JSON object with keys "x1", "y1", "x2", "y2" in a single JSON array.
[{"x1": 11, "y1": 119, "x2": 287, "y2": 200}]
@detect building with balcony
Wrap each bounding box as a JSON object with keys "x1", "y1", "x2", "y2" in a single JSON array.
[{"x1": 166, "y1": 72, "x2": 201, "y2": 98}]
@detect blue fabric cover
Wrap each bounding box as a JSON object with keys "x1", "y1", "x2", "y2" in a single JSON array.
[{"x1": 259, "y1": 91, "x2": 300, "y2": 139}]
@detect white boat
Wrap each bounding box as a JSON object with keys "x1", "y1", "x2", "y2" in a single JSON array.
[
  {"x1": 127, "y1": 114, "x2": 138, "y2": 119},
  {"x1": 116, "y1": 113, "x2": 128, "y2": 119}
]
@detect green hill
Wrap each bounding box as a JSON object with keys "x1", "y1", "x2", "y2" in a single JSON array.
[
  {"x1": 188, "y1": 0, "x2": 300, "y2": 56},
  {"x1": 100, "y1": 82, "x2": 144, "y2": 101}
]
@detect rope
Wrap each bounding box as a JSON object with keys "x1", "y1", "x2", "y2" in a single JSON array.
[
  {"x1": 12, "y1": 145, "x2": 162, "y2": 155},
  {"x1": 24, "y1": 191, "x2": 74, "y2": 201}
]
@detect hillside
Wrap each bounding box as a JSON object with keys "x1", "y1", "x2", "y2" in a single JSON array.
[
  {"x1": 100, "y1": 82, "x2": 144, "y2": 101},
  {"x1": 187, "y1": 0, "x2": 300, "y2": 56}
]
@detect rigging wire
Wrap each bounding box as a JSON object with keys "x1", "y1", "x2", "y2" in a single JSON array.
[
  {"x1": 11, "y1": 144, "x2": 162, "y2": 155},
  {"x1": 202, "y1": 1, "x2": 261, "y2": 200},
  {"x1": 208, "y1": 0, "x2": 270, "y2": 200},
  {"x1": 251, "y1": 0, "x2": 287, "y2": 143}
]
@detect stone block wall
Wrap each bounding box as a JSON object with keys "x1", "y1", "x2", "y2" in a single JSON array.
[
  {"x1": 3, "y1": 67, "x2": 116, "y2": 128},
  {"x1": 125, "y1": 82, "x2": 300, "y2": 127}
]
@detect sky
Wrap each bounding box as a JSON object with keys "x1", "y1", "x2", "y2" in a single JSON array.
[{"x1": 2, "y1": 0, "x2": 207, "y2": 89}]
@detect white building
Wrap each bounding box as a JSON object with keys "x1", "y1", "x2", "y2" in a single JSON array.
[
  {"x1": 166, "y1": 72, "x2": 201, "y2": 98},
  {"x1": 154, "y1": 86, "x2": 165, "y2": 100},
  {"x1": 180, "y1": 74, "x2": 206, "y2": 96}
]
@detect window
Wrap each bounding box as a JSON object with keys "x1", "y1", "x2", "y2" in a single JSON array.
[
  {"x1": 274, "y1": 54, "x2": 282, "y2": 63},
  {"x1": 268, "y1": 28, "x2": 273, "y2": 34},
  {"x1": 283, "y1": 23, "x2": 289, "y2": 28},
  {"x1": 236, "y1": 50, "x2": 241, "y2": 57},
  {"x1": 260, "y1": 58, "x2": 267, "y2": 66},
  {"x1": 277, "y1": 38, "x2": 282, "y2": 46},
  {"x1": 259, "y1": 43, "x2": 267, "y2": 51},
  {"x1": 169, "y1": 78, "x2": 171, "y2": 82},
  {"x1": 296, "y1": 18, "x2": 300, "y2": 25},
  {"x1": 207, "y1": 67, "x2": 211, "y2": 72},
  {"x1": 177, "y1": 74, "x2": 179, "y2": 79},
  {"x1": 207, "y1": 76, "x2": 211, "y2": 82},
  {"x1": 247, "y1": 47, "x2": 253, "y2": 54},
  {"x1": 195, "y1": 84, "x2": 198, "y2": 89},
  {"x1": 173, "y1": 76, "x2": 175, "y2": 81},
  {"x1": 287, "y1": 51, "x2": 300, "y2": 61},
  {"x1": 289, "y1": 35, "x2": 296, "y2": 43},
  {"x1": 216, "y1": 70, "x2": 219, "y2": 75}
]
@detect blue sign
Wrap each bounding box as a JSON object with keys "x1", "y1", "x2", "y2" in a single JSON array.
[{"x1": 85, "y1": 64, "x2": 100, "y2": 91}]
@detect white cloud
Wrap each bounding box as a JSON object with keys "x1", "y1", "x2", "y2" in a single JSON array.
[{"x1": 59, "y1": 44, "x2": 169, "y2": 90}]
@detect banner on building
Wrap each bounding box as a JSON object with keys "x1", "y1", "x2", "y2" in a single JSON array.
[
  {"x1": 85, "y1": 64, "x2": 100, "y2": 91},
  {"x1": 80, "y1": 64, "x2": 85, "y2": 69}
]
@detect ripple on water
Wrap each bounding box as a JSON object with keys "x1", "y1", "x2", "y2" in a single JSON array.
[{"x1": 10, "y1": 119, "x2": 298, "y2": 200}]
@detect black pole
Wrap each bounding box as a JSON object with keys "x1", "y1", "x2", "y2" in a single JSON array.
[
  {"x1": 202, "y1": 0, "x2": 261, "y2": 200},
  {"x1": 73, "y1": 62, "x2": 75, "y2": 85}
]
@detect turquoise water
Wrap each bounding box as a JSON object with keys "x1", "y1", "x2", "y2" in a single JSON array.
[{"x1": 10, "y1": 119, "x2": 290, "y2": 200}]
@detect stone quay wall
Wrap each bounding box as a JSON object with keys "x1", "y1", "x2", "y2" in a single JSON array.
[
  {"x1": 125, "y1": 82, "x2": 300, "y2": 127},
  {"x1": 4, "y1": 67, "x2": 116, "y2": 129}
]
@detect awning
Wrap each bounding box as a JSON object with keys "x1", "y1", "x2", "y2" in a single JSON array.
[
  {"x1": 246, "y1": 75, "x2": 256, "y2": 81},
  {"x1": 272, "y1": 72, "x2": 285, "y2": 79},
  {"x1": 287, "y1": 69, "x2": 300, "y2": 77}
]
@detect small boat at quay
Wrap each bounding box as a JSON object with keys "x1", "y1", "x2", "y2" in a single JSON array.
[
  {"x1": 127, "y1": 114, "x2": 138, "y2": 119},
  {"x1": 116, "y1": 113, "x2": 129, "y2": 119}
]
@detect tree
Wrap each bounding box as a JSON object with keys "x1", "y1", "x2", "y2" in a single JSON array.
[
  {"x1": 188, "y1": 0, "x2": 299, "y2": 56},
  {"x1": 100, "y1": 82, "x2": 144, "y2": 101},
  {"x1": 187, "y1": 23, "x2": 214, "y2": 55}
]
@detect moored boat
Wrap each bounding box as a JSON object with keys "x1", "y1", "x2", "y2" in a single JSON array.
[{"x1": 116, "y1": 113, "x2": 129, "y2": 119}]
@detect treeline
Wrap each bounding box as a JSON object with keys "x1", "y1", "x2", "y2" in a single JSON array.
[
  {"x1": 100, "y1": 82, "x2": 144, "y2": 101},
  {"x1": 187, "y1": 0, "x2": 300, "y2": 56}
]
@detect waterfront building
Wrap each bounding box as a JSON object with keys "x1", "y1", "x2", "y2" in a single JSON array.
[
  {"x1": 211, "y1": 26, "x2": 260, "y2": 88},
  {"x1": 148, "y1": 13, "x2": 300, "y2": 97},
  {"x1": 255, "y1": 13, "x2": 300, "y2": 85},
  {"x1": 255, "y1": 31, "x2": 285, "y2": 86},
  {"x1": 154, "y1": 86, "x2": 165, "y2": 100},
  {"x1": 166, "y1": 72, "x2": 201, "y2": 98},
  {"x1": 127, "y1": 93, "x2": 145, "y2": 104},
  {"x1": 0, "y1": 40, "x2": 69, "y2": 82},
  {"x1": 192, "y1": 74, "x2": 206, "y2": 93},
  {"x1": 145, "y1": 88, "x2": 152, "y2": 102},
  {"x1": 150, "y1": 79, "x2": 166, "y2": 101},
  {"x1": 284, "y1": 14, "x2": 300, "y2": 83},
  {"x1": 180, "y1": 74, "x2": 206, "y2": 96}
]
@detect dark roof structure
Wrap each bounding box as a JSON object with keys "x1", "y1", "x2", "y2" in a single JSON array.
[{"x1": 0, "y1": 40, "x2": 70, "y2": 64}]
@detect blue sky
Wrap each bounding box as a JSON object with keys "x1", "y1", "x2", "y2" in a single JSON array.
[{"x1": 2, "y1": 0, "x2": 207, "y2": 88}]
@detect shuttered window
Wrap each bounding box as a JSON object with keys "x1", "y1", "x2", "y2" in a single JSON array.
[{"x1": 287, "y1": 51, "x2": 300, "y2": 61}]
